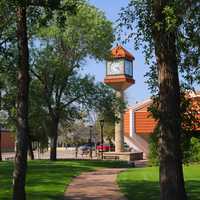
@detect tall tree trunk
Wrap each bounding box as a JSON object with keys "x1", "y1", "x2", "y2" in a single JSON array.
[
  {"x1": 154, "y1": 25, "x2": 187, "y2": 200},
  {"x1": 13, "y1": 6, "x2": 29, "y2": 200},
  {"x1": 157, "y1": 37, "x2": 187, "y2": 200},
  {"x1": 152, "y1": 2, "x2": 187, "y2": 199},
  {"x1": 28, "y1": 138, "x2": 34, "y2": 160},
  {"x1": 50, "y1": 118, "x2": 59, "y2": 161}
]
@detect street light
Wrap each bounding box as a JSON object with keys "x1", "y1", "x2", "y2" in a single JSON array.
[
  {"x1": 89, "y1": 125, "x2": 93, "y2": 159},
  {"x1": 99, "y1": 119, "x2": 104, "y2": 160}
]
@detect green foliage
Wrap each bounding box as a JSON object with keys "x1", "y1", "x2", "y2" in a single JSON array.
[
  {"x1": 29, "y1": 80, "x2": 49, "y2": 145},
  {"x1": 59, "y1": 120, "x2": 89, "y2": 145},
  {"x1": 29, "y1": 44, "x2": 121, "y2": 146},
  {"x1": 144, "y1": 62, "x2": 159, "y2": 95},
  {"x1": 162, "y1": 5, "x2": 178, "y2": 31},
  {"x1": 0, "y1": 0, "x2": 115, "y2": 148},
  {"x1": 149, "y1": 130, "x2": 200, "y2": 165},
  {"x1": 148, "y1": 128, "x2": 159, "y2": 166},
  {"x1": 146, "y1": 91, "x2": 200, "y2": 165},
  {"x1": 103, "y1": 120, "x2": 115, "y2": 141},
  {"x1": 93, "y1": 83, "x2": 126, "y2": 119},
  {"x1": 37, "y1": 1, "x2": 114, "y2": 61},
  {"x1": 118, "y1": 0, "x2": 200, "y2": 89},
  {"x1": 189, "y1": 138, "x2": 200, "y2": 163},
  {"x1": 27, "y1": 1, "x2": 115, "y2": 146},
  {"x1": 94, "y1": 115, "x2": 115, "y2": 142}
]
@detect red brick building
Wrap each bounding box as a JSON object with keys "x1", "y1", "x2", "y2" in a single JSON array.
[{"x1": 1, "y1": 129, "x2": 15, "y2": 152}]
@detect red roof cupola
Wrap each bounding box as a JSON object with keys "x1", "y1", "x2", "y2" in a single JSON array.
[{"x1": 111, "y1": 45, "x2": 135, "y2": 61}]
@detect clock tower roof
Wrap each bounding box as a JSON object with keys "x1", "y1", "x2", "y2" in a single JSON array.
[{"x1": 111, "y1": 45, "x2": 135, "y2": 61}]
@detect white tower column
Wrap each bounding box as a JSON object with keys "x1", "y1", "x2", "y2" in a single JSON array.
[
  {"x1": 129, "y1": 109, "x2": 135, "y2": 137},
  {"x1": 115, "y1": 90, "x2": 124, "y2": 153}
]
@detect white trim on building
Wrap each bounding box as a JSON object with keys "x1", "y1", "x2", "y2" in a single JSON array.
[{"x1": 129, "y1": 109, "x2": 134, "y2": 137}]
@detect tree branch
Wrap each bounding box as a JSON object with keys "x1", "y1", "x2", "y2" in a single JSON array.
[
  {"x1": 27, "y1": 0, "x2": 61, "y2": 8},
  {"x1": 30, "y1": 69, "x2": 43, "y2": 83},
  {"x1": 27, "y1": 0, "x2": 77, "y2": 14},
  {"x1": 61, "y1": 95, "x2": 83, "y2": 109}
]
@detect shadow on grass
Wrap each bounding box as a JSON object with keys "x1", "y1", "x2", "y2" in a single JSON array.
[
  {"x1": 186, "y1": 180, "x2": 200, "y2": 200},
  {"x1": 0, "y1": 162, "x2": 13, "y2": 200},
  {"x1": 119, "y1": 180, "x2": 160, "y2": 200},
  {"x1": 55, "y1": 159, "x2": 129, "y2": 168},
  {"x1": 119, "y1": 180, "x2": 200, "y2": 200}
]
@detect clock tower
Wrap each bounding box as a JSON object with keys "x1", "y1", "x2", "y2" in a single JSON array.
[{"x1": 104, "y1": 45, "x2": 135, "y2": 153}]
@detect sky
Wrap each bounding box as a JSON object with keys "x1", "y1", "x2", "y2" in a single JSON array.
[{"x1": 80, "y1": 0, "x2": 151, "y2": 106}]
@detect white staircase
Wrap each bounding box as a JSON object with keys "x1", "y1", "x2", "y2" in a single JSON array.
[{"x1": 124, "y1": 135, "x2": 149, "y2": 159}]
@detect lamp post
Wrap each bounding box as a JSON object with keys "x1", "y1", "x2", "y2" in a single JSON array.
[
  {"x1": 99, "y1": 119, "x2": 104, "y2": 160},
  {"x1": 89, "y1": 125, "x2": 93, "y2": 159}
]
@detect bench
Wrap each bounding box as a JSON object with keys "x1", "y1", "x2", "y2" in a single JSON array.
[
  {"x1": 81, "y1": 149, "x2": 89, "y2": 156},
  {"x1": 103, "y1": 155, "x2": 119, "y2": 160},
  {"x1": 5, "y1": 157, "x2": 14, "y2": 160},
  {"x1": 102, "y1": 152, "x2": 143, "y2": 161}
]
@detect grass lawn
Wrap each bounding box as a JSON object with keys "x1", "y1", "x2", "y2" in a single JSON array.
[
  {"x1": 0, "y1": 159, "x2": 128, "y2": 200},
  {"x1": 118, "y1": 164, "x2": 200, "y2": 200}
]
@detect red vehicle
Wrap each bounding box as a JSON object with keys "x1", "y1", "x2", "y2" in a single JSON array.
[{"x1": 96, "y1": 145, "x2": 115, "y2": 152}]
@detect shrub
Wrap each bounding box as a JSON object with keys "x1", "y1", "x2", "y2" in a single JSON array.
[
  {"x1": 148, "y1": 127, "x2": 159, "y2": 166},
  {"x1": 190, "y1": 137, "x2": 200, "y2": 162},
  {"x1": 148, "y1": 129, "x2": 200, "y2": 165}
]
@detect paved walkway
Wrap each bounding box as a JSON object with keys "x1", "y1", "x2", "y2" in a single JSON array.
[{"x1": 64, "y1": 168, "x2": 127, "y2": 200}]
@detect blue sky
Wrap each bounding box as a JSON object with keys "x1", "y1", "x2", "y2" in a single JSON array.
[{"x1": 80, "y1": 0, "x2": 151, "y2": 105}]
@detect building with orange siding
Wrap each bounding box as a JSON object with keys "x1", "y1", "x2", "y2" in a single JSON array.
[{"x1": 123, "y1": 92, "x2": 200, "y2": 158}]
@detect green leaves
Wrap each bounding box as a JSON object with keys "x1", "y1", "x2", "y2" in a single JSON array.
[
  {"x1": 37, "y1": 1, "x2": 114, "y2": 61},
  {"x1": 162, "y1": 6, "x2": 178, "y2": 31},
  {"x1": 118, "y1": 0, "x2": 199, "y2": 92},
  {"x1": 0, "y1": 0, "x2": 115, "y2": 147}
]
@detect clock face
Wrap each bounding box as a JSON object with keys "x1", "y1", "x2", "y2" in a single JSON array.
[
  {"x1": 125, "y1": 60, "x2": 133, "y2": 76},
  {"x1": 107, "y1": 60, "x2": 124, "y2": 75}
]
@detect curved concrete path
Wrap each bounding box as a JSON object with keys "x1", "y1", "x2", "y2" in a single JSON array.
[{"x1": 64, "y1": 168, "x2": 127, "y2": 200}]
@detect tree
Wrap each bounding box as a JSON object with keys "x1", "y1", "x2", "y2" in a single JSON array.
[
  {"x1": 93, "y1": 100, "x2": 117, "y2": 145},
  {"x1": 28, "y1": 80, "x2": 49, "y2": 160},
  {"x1": 60, "y1": 120, "x2": 93, "y2": 146},
  {"x1": 13, "y1": 6, "x2": 30, "y2": 199},
  {"x1": 148, "y1": 93, "x2": 200, "y2": 165},
  {"x1": 30, "y1": 3, "x2": 114, "y2": 160},
  {"x1": 31, "y1": 61, "x2": 98, "y2": 160},
  {"x1": 118, "y1": 1, "x2": 199, "y2": 199},
  {"x1": 89, "y1": 83, "x2": 125, "y2": 148},
  {"x1": 94, "y1": 116, "x2": 115, "y2": 147},
  {"x1": 1, "y1": 0, "x2": 78, "y2": 199}
]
